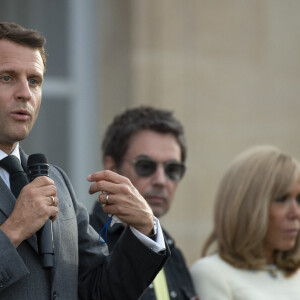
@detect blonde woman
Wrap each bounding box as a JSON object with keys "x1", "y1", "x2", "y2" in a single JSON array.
[{"x1": 191, "y1": 145, "x2": 300, "y2": 299}]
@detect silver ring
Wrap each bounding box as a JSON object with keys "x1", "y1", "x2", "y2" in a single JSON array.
[
  {"x1": 105, "y1": 193, "x2": 109, "y2": 205},
  {"x1": 50, "y1": 196, "x2": 55, "y2": 205}
]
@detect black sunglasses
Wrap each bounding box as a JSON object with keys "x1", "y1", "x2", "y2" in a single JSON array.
[{"x1": 129, "y1": 156, "x2": 186, "y2": 181}]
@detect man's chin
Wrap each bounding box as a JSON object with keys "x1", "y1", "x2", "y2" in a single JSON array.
[
  {"x1": 12, "y1": 127, "x2": 31, "y2": 141},
  {"x1": 151, "y1": 207, "x2": 167, "y2": 219}
]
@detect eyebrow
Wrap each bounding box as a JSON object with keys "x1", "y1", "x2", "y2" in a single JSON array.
[
  {"x1": 0, "y1": 69, "x2": 16, "y2": 75},
  {"x1": 135, "y1": 155, "x2": 152, "y2": 159},
  {"x1": 0, "y1": 69, "x2": 43, "y2": 79}
]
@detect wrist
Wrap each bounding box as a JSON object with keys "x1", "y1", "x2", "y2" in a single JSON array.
[
  {"x1": 151, "y1": 219, "x2": 158, "y2": 235},
  {"x1": 0, "y1": 220, "x2": 22, "y2": 248},
  {"x1": 148, "y1": 219, "x2": 158, "y2": 240}
]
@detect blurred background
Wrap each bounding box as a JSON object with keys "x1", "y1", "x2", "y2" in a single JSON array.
[{"x1": 1, "y1": 0, "x2": 300, "y2": 267}]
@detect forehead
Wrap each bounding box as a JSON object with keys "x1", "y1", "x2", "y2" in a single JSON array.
[
  {"x1": 0, "y1": 39, "x2": 44, "y2": 75},
  {"x1": 126, "y1": 129, "x2": 181, "y2": 161},
  {"x1": 285, "y1": 172, "x2": 300, "y2": 193}
]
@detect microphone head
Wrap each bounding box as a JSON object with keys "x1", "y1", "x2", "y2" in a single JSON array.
[
  {"x1": 28, "y1": 153, "x2": 48, "y2": 165},
  {"x1": 27, "y1": 153, "x2": 49, "y2": 181}
]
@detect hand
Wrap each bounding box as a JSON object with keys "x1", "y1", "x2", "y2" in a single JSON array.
[
  {"x1": 88, "y1": 170, "x2": 154, "y2": 236},
  {"x1": 0, "y1": 176, "x2": 59, "y2": 248}
]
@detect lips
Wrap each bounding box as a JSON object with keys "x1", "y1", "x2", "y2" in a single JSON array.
[
  {"x1": 147, "y1": 196, "x2": 165, "y2": 203},
  {"x1": 285, "y1": 229, "x2": 299, "y2": 236},
  {"x1": 145, "y1": 194, "x2": 167, "y2": 206},
  {"x1": 11, "y1": 109, "x2": 31, "y2": 120}
]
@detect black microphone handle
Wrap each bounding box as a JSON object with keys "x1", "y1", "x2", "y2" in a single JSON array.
[
  {"x1": 37, "y1": 219, "x2": 54, "y2": 268},
  {"x1": 27, "y1": 153, "x2": 54, "y2": 269}
]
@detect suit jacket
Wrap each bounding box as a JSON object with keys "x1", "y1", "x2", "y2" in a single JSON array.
[
  {"x1": 0, "y1": 149, "x2": 169, "y2": 300},
  {"x1": 90, "y1": 202, "x2": 198, "y2": 300}
]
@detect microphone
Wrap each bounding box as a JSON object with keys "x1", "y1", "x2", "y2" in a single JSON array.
[{"x1": 27, "y1": 153, "x2": 54, "y2": 269}]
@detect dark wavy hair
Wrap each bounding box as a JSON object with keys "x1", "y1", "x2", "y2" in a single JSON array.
[{"x1": 102, "y1": 106, "x2": 187, "y2": 167}]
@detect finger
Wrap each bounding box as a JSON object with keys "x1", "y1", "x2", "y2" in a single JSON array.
[
  {"x1": 44, "y1": 185, "x2": 57, "y2": 198},
  {"x1": 101, "y1": 203, "x2": 152, "y2": 226},
  {"x1": 99, "y1": 192, "x2": 114, "y2": 206},
  {"x1": 89, "y1": 179, "x2": 122, "y2": 195},
  {"x1": 25, "y1": 185, "x2": 57, "y2": 205},
  {"x1": 50, "y1": 206, "x2": 59, "y2": 222},
  {"x1": 18, "y1": 183, "x2": 57, "y2": 208},
  {"x1": 48, "y1": 196, "x2": 59, "y2": 207},
  {"x1": 30, "y1": 176, "x2": 55, "y2": 188},
  {"x1": 87, "y1": 170, "x2": 127, "y2": 185}
]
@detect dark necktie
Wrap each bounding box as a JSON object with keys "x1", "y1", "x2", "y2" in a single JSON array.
[{"x1": 0, "y1": 155, "x2": 29, "y2": 198}]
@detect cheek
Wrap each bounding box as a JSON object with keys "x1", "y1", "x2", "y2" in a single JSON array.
[
  {"x1": 266, "y1": 212, "x2": 284, "y2": 238},
  {"x1": 129, "y1": 176, "x2": 150, "y2": 195},
  {"x1": 268, "y1": 205, "x2": 284, "y2": 226},
  {"x1": 31, "y1": 94, "x2": 41, "y2": 117},
  {"x1": 266, "y1": 222, "x2": 277, "y2": 239},
  {"x1": 167, "y1": 182, "x2": 178, "y2": 198}
]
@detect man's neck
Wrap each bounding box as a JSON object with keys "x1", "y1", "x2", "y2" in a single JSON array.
[
  {"x1": 0, "y1": 144, "x2": 20, "y2": 160},
  {"x1": 0, "y1": 142, "x2": 19, "y2": 155}
]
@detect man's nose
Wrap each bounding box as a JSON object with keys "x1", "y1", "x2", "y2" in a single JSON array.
[
  {"x1": 15, "y1": 79, "x2": 32, "y2": 101},
  {"x1": 152, "y1": 165, "x2": 168, "y2": 185}
]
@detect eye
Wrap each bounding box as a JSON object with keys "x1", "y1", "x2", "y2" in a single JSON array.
[
  {"x1": 166, "y1": 163, "x2": 181, "y2": 179},
  {"x1": 165, "y1": 161, "x2": 185, "y2": 181},
  {"x1": 28, "y1": 78, "x2": 39, "y2": 85},
  {"x1": 135, "y1": 160, "x2": 156, "y2": 176},
  {"x1": 1, "y1": 75, "x2": 11, "y2": 82},
  {"x1": 296, "y1": 195, "x2": 300, "y2": 204},
  {"x1": 276, "y1": 194, "x2": 288, "y2": 203}
]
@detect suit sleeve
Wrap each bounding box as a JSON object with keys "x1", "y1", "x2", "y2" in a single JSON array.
[
  {"x1": 0, "y1": 230, "x2": 29, "y2": 291},
  {"x1": 54, "y1": 166, "x2": 170, "y2": 300}
]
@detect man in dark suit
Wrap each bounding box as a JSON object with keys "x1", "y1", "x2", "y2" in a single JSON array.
[
  {"x1": 90, "y1": 107, "x2": 198, "y2": 300},
  {"x1": 0, "y1": 22, "x2": 168, "y2": 299}
]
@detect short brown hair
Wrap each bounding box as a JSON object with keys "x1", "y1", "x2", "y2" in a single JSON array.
[
  {"x1": 0, "y1": 22, "x2": 46, "y2": 68},
  {"x1": 102, "y1": 106, "x2": 187, "y2": 168}
]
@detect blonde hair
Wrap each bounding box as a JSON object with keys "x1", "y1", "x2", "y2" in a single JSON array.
[{"x1": 203, "y1": 145, "x2": 300, "y2": 274}]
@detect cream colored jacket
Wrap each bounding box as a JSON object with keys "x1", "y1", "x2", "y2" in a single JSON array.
[{"x1": 190, "y1": 253, "x2": 300, "y2": 300}]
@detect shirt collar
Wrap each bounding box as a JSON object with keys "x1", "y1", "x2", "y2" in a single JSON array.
[{"x1": 0, "y1": 144, "x2": 21, "y2": 161}]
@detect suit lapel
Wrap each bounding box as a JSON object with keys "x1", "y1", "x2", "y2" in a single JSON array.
[
  {"x1": 0, "y1": 149, "x2": 38, "y2": 253},
  {"x1": 0, "y1": 177, "x2": 16, "y2": 219}
]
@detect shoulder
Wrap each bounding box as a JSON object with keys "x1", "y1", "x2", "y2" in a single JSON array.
[
  {"x1": 162, "y1": 228, "x2": 186, "y2": 261},
  {"x1": 190, "y1": 254, "x2": 238, "y2": 285},
  {"x1": 191, "y1": 253, "x2": 228, "y2": 272},
  {"x1": 49, "y1": 164, "x2": 69, "y2": 179},
  {"x1": 191, "y1": 254, "x2": 219, "y2": 280},
  {"x1": 190, "y1": 254, "x2": 234, "y2": 299},
  {"x1": 49, "y1": 164, "x2": 74, "y2": 192}
]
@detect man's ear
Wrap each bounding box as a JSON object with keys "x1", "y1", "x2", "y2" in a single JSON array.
[{"x1": 103, "y1": 156, "x2": 117, "y2": 172}]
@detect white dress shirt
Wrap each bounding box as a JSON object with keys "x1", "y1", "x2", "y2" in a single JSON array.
[{"x1": 0, "y1": 144, "x2": 21, "y2": 189}]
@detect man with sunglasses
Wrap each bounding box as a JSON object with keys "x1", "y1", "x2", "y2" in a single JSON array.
[{"x1": 90, "y1": 106, "x2": 198, "y2": 300}]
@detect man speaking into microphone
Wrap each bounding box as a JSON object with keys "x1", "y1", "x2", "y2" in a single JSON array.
[{"x1": 0, "y1": 22, "x2": 169, "y2": 300}]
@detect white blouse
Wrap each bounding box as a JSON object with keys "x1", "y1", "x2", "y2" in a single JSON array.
[{"x1": 190, "y1": 253, "x2": 300, "y2": 300}]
